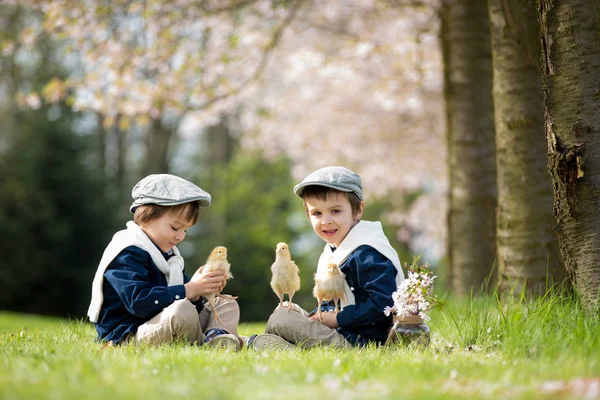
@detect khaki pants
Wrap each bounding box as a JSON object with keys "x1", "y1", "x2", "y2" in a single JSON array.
[
  {"x1": 134, "y1": 297, "x2": 239, "y2": 346},
  {"x1": 265, "y1": 303, "x2": 351, "y2": 349}
]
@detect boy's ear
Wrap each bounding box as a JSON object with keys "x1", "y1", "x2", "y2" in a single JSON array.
[{"x1": 355, "y1": 201, "x2": 365, "y2": 221}]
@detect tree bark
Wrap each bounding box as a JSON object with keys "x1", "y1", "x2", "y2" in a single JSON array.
[
  {"x1": 488, "y1": 0, "x2": 564, "y2": 296},
  {"x1": 443, "y1": 0, "x2": 497, "y2": 295},
  {"x1": 204, "y1": 117, "x2": 236, "y2": 244},
  {"x1": 144, "y1": 117, "x2": 173, "y2": 175},
  {"x1": 114, "y1": 114, "x2": 127, "y2": 203},
  {"x1": 97, "y1": 114, "x2": 107, "y2": 180},
  {"x1": 540, "y1": 0, "x2": 600, "y2": 310},
  {"x1": 1, "y1": 5, "x2": 20, "y2": 143}
]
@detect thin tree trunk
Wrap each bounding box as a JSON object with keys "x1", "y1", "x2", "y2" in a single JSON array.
[
  {"x1": 144, "y1": 117, "x2": 173, "y2": 175},
  {"x1": 488, "y1": 0, "x2": 564, "y2": 296},
  {"x1": 443, "y1": 0, "x2": 497, "y2": 295},
  {"x1": 114, "y1": 114, "x2": 127, "y2": 203},
  {"x1": 540, "y1": 0, "x2": 600, "y2": 310},
  {"x1": 204, "y1": 117, "x2": 235, "y2": 244},
  {"x1": 97, "y1": 114, "x2": 107, "y2": 179},
  {"x1": 101, "y1": 114, "x2": 129, "y2": 214},
  {"x1": 1, "y1": 5, "x2": 20, "y2": 141}
]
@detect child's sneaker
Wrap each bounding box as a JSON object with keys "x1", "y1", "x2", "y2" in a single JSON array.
[
  {"x1": 247, "y1": 333, "x2": 296, "y2": 351},
  {"x1": 204, "y1": 328, "x2": 241, "y2": 351}
]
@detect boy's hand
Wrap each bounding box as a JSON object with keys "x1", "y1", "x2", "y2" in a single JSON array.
[
  {"x1": 185, "y1": 267, "x2": 227, "y2": 300},
  {"x1": 202, "y1": 266, "x2": 228, "y2": 293},
  {"x1": 310, "y1": 311, "x2": 339, "y2": 329}
]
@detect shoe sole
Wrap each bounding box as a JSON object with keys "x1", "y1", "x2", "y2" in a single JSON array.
[
  {"x1": 250, "y1": 334, "x2": 295, "y2": 351},
  {"x1": 206, "y1": 334, "x2": 241, "y2": 351}
]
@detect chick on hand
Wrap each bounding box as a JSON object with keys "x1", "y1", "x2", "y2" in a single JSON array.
[
  {"x1": 199, "y1": 246, "x2": 235, "y2": 324},
  {"x1": 270, "y1": 242, "x2": 301, "y2": 312},
  {"x1": 313, "y1": 262, "x2": 346, "y2": 321}
]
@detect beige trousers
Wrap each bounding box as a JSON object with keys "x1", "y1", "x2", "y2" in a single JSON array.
[
  {"x1": 134, "y1": 296, "x2": 240, "y2": 345},
  {"x1": 265, "y1": 303, "x2": 352, "y2": 349}
]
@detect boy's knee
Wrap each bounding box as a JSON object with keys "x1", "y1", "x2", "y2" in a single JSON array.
[
  {"x1": 170, "y1": 300, "x2": 202, "y2": 342},
  {"x1": 170, "y1": 300, "x2": 199, "y2": 326},
  {"x1": 266, "y1": 307, "x2": 300, "y2": 333},
  {"x1": 266, "y1": 311, "x2": 291, "y2": 337},
  {"x1": 171, "y1": 299, "x2": 196, "y2": 315},
  {"x1": 266, "y1": 313, "x2": 304, "y2": 345},
  {"x1": 215, "y1": 295, "x2": 239, "y2": 309},
  {"x1": 266, "y1": 323, "x2": 285, "y2": 337},
  {"x1": 266, "y1": 307, "x2": 285, "y2": 326},
  {"x1": 224, "y1": 296, "x2": 240, "y2": 310}
]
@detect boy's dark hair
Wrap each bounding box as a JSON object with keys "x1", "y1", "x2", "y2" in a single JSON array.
[
  {"x1": 133, "y1": 201, "x2": 201, "y2": 225},
  {"x1": 301, "y1": 185, "x2": 362, "y2": 216}
]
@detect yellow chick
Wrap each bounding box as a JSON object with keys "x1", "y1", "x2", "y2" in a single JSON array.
[
  {"x1": 270, "y1": 242, "x2": 301, "y2": 312},
  {"x1": 200, "y1": 246, "x2": 234, "y2": 324},
  {"x1": 313, "y1": 262, "x2": 346, "y2": 321}
]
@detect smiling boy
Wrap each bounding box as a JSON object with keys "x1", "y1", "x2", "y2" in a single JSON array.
[{"x1": 249, "y1": 166, "x2": 405, "y2": 350}]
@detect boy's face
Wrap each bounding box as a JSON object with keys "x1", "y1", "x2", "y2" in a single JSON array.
[
  {"x1": 139, "y1": 208, "x2": 195, "y2": 253},
  {"x1": 304, "y1": 191, "x2": 364, "y2": 248}
]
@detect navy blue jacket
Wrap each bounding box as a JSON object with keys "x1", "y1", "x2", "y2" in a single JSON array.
[
  {"x1": 94, "y1": 245, "x2": 203, "y2": 344},
  {"x1": 317, "y1": 245, "x2": 397, "y2": 346}
]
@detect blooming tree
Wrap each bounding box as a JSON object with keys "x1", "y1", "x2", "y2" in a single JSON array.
[
  {"x1": 11, "y1": 0, "x2": 447, "y2": 260},
  {"x1": 240, "y1": 1, "x2": 447, "y2": 259},
  {"x1": 19, "y1": 0, "x2": 302, "y2": 127}
]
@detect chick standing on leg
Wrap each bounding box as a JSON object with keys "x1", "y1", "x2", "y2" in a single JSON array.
[
  {"x1": 313, "y1": 262, "x2": 346, "y2": 322},
  {"x1": 199, "y1": 246, "x2": 234, "y2": 325},
  {"x1": 270, "y1": 242, "x2": 301, "y2": 312}
]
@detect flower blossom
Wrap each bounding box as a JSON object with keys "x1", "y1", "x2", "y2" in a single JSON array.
[{"x1": 384, "y1": 256, "x2": 438, "y2": 321}]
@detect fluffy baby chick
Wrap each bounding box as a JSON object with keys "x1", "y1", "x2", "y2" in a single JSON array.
[
  {"x1": 270, "y1": 242, "x2": 301, "y2": 312},
  {"x1": 200, "y1": 246, "x2": 234, "y2": 324},
  {"x1": 313, "y1": 262, "x2": 346, "y2": 321}
]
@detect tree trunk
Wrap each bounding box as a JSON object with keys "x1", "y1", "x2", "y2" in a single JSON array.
[
  {"x1": 540, "y1": 0, "x2": 600, "y2": 310},
  {"x1": 100, "y1": 114, "x2": 129, "y2": 217},
  {"x1": 144, "y1": 117, "x2": 173, "y2": 175},
  {"x1": 1, "y1": 5, "x2": 20, "y2": 144},
  {"x1": 442, "y1": 0, "x2": 497, "y2": 295},
  {"x1": 204, "y1": 117, "x2": 236, "y2": 244},
  {"x1": 114, "y1": 114, "x2": 128, "y2": 204},
  {"x1": 97, "y1": 114, "x2": 107, "y2": 180},
  {"x1": 488, "y1": 0, "x2": 564, "y2": 296}
]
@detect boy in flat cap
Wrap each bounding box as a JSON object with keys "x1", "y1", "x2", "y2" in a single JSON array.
[
  {"x1": 249, "y1": 166, "x2": 404, "y2": 350},
  {"x1": 88, "y1": 174, "x2": 242, "y2": 350}
]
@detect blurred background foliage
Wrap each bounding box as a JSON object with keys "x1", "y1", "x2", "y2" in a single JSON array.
[
  {"x1": 0, "y1": 105, "x2": 120, "y2": 317},
  {"x1": 0, "y1": 83, "x2": 413, "y2": 321},
  {"x1": 0, "y1": 2, "x2": 424, "y2": 321},
  {"x1": 0, "y1": 113, "x2": 412, "y2": 319}
]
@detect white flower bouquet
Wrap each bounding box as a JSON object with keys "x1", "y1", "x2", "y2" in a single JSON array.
[{"x1": 384, "y1": 255, "x2": 439, "y2": 323}]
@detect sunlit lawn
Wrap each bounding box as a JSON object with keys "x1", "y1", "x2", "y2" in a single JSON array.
[{"x1": 2, "y1": 293, "x2": 599, "y2": 400}]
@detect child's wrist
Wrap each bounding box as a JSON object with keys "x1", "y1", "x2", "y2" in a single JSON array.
[{"x1": 184, "y1": 282, "x2": 199, "y2": 300}]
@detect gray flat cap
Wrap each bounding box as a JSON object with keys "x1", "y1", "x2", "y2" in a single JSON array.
[
  {"x1": 294, "y1": 166, "x2": 363, "y2": 200},
  {"x1": 130, "y1": 174, "x2": 211, "y2": 213}
]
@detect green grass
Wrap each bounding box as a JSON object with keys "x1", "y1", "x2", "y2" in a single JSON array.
[{"x1": 2, "y1": 293, "x2": 599, "y2": 400}]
